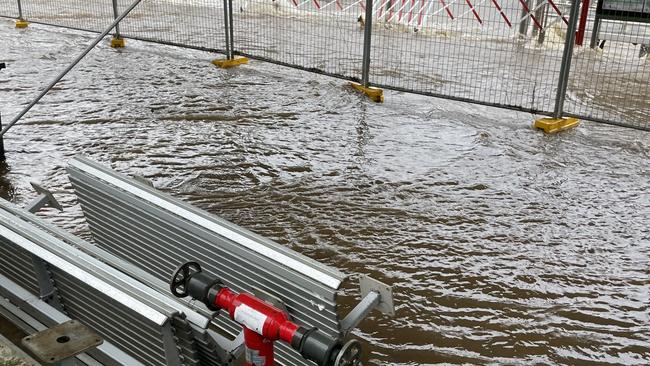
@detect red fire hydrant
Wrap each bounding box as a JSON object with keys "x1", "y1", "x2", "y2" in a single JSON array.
[{"x1": 170, "y1": 262, "x2": 362, "y2": 366}]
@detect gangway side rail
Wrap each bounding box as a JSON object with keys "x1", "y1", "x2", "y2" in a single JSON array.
[
  {"x1": 0, "y1": 215, "x2": 186, "y2": 365},
  {"x1": 67, "y1": 156, "x2": 393, "y2": 366},
  {"x1": 0, "y1": 196, "x2": 239, "y2": 364},
  {"x1": 0, "y1": 273, "x2": 144, "y2": 366},
  {"x1": 0, "y1": 198, "x2": 211, "y2": 329},
  {"x1": 68, "y1": 156, "x2": 344, "y2": 366},
  {"x1": 0, "y1": 195, "x2": 253, "y2": 365}
]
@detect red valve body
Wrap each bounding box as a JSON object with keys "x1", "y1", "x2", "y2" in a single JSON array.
[
  {"x1": 214, "y1": 288, "x2": 300, "y2": 366},
  {"x1": 171, "y1": 263, "x2": 345, "y2": 366}
]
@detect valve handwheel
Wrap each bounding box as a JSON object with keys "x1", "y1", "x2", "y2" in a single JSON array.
[
  {"x1": 334, "y1": 340, "x2": 363, "y2": 366},
  {"x1": 170, "y1": 261, "x2": 202, "y2": 297}
]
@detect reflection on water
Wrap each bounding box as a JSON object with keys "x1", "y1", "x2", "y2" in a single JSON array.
[{"x1": 1, "y1": 21, "x2": 649, "y2": 365}]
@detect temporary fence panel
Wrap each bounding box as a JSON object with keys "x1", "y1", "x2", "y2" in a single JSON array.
[
  {"x1": 116, "y1": 0, "x2": 228, "y2": 53},
  {"x1": 18, "y1": 0, "x2": 113, "y2": 32},
  {"x1": 563, "y1": 6, "x2": 649, "y2": 130},
  {"x1": 67, "y1": 155, "x2": 349, "y2": 366},
  {"x1": 231, "y1": 0, "x2": 367, "y2": 80},
  {"x1": 0, "y1": 0, "x2": 18, "y2": 18},
  {"x1": 368, "y1": 0, "x2": 575, "y2": 114},
  {"x1": 1, "y1": 0, "x2": 648, "y2": 130}
]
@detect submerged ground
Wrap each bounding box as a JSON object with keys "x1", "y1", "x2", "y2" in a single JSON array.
[{"x1": 1, "y1": 20, "x2": 649, "y2": 365}]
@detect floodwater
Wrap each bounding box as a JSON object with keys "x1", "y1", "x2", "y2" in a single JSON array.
[{"x1": 1, "y1": 20, "x2": 650, "y2": 365}]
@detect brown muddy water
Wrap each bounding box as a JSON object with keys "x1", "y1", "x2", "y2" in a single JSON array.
[{"x1": 1, "y1": 20, "x2": 649, "y2": 365}]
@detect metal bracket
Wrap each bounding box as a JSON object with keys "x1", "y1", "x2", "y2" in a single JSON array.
[
  {"x1": 340, "y1": 275, "x2": 394, "y2": 333},
  {"x1": 359, "y1": 275, "x2": 394, "y2": 316},
  {"x1": 26, "y1": 182, "x2": 63, "y2": 213},
  {"x1": 24, "y1": 182, "x2": 65, "y2": 311},
  {"x1": 205, "y1": 328, "x2": 243, "y2": 364},
  {"x1": 22, "y1": 319, "x2": 103, "y2": 366},
  {"x1": 251, "y1": 286, "x2": 292, "y2": 320}
]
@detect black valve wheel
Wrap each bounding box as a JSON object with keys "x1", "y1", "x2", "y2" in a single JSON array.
[
  {"x1": 170, "y1": 261, "x2": 202, "y2": 298},
  {"x1": 334, "y1": 339, "x2": 362, "y2": 366}
]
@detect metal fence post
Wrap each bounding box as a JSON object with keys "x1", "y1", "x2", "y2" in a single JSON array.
[
  {"x1": 537, "y1": 2, "x2": 548, "y2": 44},
  {"x1": 589, "y1": 14, "x2": 601, "y2": 48},
  {"x1": 17, "y1": 0, "x2": 23, "y2": 19},
  {"x1": 112, "y1": 0, "x2": 121, "y2": 39},
  {"x1": 519, "y1": 0, "x2": 530, "y2": 38},
  {"x1": 228, "y1": 0, "x2": 235, "y2": 58},
  {"x1": 553, "y1": 0, "x2": 580, "y2": 118},
  {"x1": 223, "y1": 0, "x2": 232, "y2": 60},
  {"x1": 361, "y1": 0, "x2": 374, "y2": 87}
]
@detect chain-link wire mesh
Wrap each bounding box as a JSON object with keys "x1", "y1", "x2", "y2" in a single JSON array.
[
  {"x1": 368, "y1": 0, "x2": 575, "y2": 114},
  {"x1": 0, "y1": 0, "x2": 227, "y2": 53},
  {"x1": 117, "y1": 0, "x2": 227, "y2": 52},
  {"x1": 1, "y1": 0, "x2": 648, "y2": 130},
  {"x1": 232, "y1": 0, "x2": 367, "y2": 79},
  {"x1": 0, "y1": 0, "x2": 18, "y2": 18},
  {"x1": 564, "y1": 1, "x2": 649, "y2": 130},
  {"x1": 19, "y1": 0, "x2": 113, "y2": 31}
]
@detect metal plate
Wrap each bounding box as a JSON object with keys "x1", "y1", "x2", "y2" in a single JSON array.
[
  {"x1": 359, "y1": 275, "x2": 395, "y2": 316},
  {"x1": 21, "y1": 320, "x2": 103, "y2": 364}
]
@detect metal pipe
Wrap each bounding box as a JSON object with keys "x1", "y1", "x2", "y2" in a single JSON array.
[
  {"x1": 112, "y1": 0, "x2": 121, "y2": 38},
  {"x1": 223, "y1": 0, "x2": 231, "y2": 59},
  {"x1": 518, "y1": 0, "x2": 530, "y2": 37},
  {"x1": 553, "y1": 0, "x2": 580, "y2": 118},
  {"x1": 0, "y1": 0, "x2": 144, "y2": 137},
  {"x1": 537, "y1": 1, "x2": 548, "y2": 44},
  {"x1": 339, "y1": 291, "x2": 380, "y2": 332},
  {"x1": 17, "y1": 0, "x2": 23, "y2": 19},
  {"x1": 228, "y1": 0, "x2": 235, "y2": 59},
  {"x1": 361, "y1": 0, "x2": 374, "y2": 86},
  {"x1": 589, "y1": 10, "x2": 601, "y2": 48}
]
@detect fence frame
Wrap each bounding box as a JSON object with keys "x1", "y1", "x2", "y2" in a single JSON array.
[
  {"x1": 1, "y1": 0, "x2": 648, "y2": 131},
  {"x1": 553, "y1": 0, "x2": 580, "y2": 118}
]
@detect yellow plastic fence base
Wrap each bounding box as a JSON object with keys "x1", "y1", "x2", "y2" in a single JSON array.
[
  {"x1": 212, "y1": 57, "x2": 249, "y2": 69},
  {"x1": 15, "y1": 19, "x2": 29, "y2": 28},
  {"x1": 350, "y1": 83, "x2": 384, "y2": 103},
  {"x1": 533, "y1": 117, "x2": 580, "y2": 134},
  {"x1": 110, "y1": 37, "x2": 126, "y2": 48}
]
